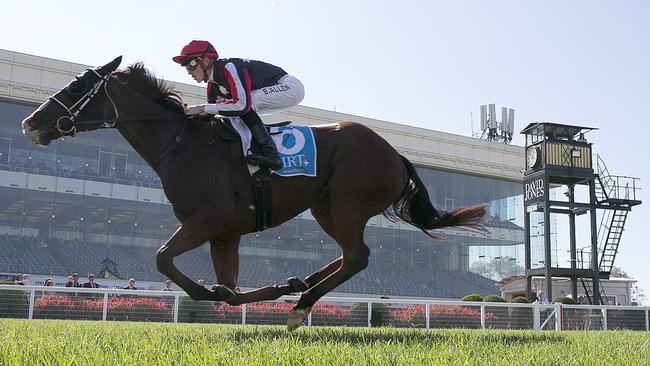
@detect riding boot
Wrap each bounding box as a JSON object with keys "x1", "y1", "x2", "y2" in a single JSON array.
[{"x1": 241, "y1": 111, "x2": 283, "y2": 170}]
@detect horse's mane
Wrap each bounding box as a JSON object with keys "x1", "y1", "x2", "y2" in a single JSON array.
[{"x1": 116, "y1": 63, "x2": 185, "y2": 114}]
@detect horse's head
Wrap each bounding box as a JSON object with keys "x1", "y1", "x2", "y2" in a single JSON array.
[{"x1": 22, "y1": 56, "x2": 123, "y2": 145}]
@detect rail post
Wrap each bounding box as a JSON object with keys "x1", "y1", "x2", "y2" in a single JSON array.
[
  {"x1": 480, "y1": 304, "x2": 486, "y2": 329},
  {"x1": 173, "y1": 294, "x2": 179, "y2": 323},
  {"x1": 242, "y1": 303, "x2": 247, "y2": 325},
  {"x1": 28, "y1": 289, "x2": 35, "y2": 320},
  {"x1": 425, "y1": 303, "x2": 430, "y2": 330},
  {"x1": 102, "y1": 292, "x2": 109, "y2": 321}
]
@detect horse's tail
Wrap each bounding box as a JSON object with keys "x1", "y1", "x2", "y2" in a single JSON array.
[{"x1": 384, "y1": 155, "x2": 487, "y2": 237}]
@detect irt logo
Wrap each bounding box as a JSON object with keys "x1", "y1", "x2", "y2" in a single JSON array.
[{"x1": 281, "y1": 154, "x2": 309, "y2": 168}]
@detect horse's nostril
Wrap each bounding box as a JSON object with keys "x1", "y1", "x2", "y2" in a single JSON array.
[{"x1": 22, "y1": 116, "x2": 36, "y2": 129}]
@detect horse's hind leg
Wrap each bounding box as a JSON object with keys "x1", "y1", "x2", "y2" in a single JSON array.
[
  {"x1": 302, "y1": 194, "x2": 343, "y2": 288},
  {"x1": 303, "y1": 257, "x2": 342, "y2": 288},
  {"x1": 287, "y1": 204, "x2": 371, "y2": 330}
]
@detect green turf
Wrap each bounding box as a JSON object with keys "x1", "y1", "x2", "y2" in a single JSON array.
[{"x1": 0, "y1": 319, "x2": 648, "y2": 365}]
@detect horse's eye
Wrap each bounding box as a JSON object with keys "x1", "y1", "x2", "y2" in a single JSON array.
[{"x1": 67, "y1": 77, "x2": 88, "y2": 95}]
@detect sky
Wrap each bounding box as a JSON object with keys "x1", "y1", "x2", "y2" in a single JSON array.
[{"x1": 2, "y1": 0, "x2": 649, "y2": 300}]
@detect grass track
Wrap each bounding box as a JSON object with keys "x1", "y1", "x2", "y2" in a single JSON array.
[{"x1": 1, "y1": 319, "x2": 649, "y2": 365}]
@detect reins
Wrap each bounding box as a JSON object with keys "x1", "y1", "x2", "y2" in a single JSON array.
[
  {"x1": 49, "y1": 67, "x2": 190, "y2": 166},
  {"x1": 157, "y1": 117, "x2": 189, "y2": 164}
]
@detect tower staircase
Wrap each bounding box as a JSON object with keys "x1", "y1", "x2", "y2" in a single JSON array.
[
  {"x1": 598, "y1": 209, "x2": 628, "y2": 274},
  {"x1": 581, "y1": 155, "x2": 641, "y2": 304},
  {"x1": 580, "y1": 277, "x2": 608, "y2": 305},
  {"x1": 594, "y1": 155, "x2": 640, "y2": 275}
]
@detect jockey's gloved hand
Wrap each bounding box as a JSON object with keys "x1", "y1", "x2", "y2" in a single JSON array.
[{"x1": 185, "y1": 104, "x2": 206, "y2": 116}]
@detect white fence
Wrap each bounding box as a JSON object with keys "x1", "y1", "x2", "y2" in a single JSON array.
[{"x1": 1, "y1": 285, "x2": 648, "y2": 331}]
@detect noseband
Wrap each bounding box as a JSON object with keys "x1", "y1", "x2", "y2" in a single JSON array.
[
  {"x1": 48, "y1": 68, "x2": 119, "y2": 137},
  {"x1": 45, "y1": 66, "x2": 188, "y2": 166}
]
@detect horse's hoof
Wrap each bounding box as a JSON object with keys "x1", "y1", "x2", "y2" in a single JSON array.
[
  {"x1": 212, "y1": 284, "x2": 236, "y2": 302},
  {"x1": 286, "y1": 310, "x2": 307, "y2": 331},
  {"x1": 287, "y1": 277, "x2": 309, "y2": 293},
  {"x1": 286, "y1": 306, "x2": 311, "y2": 331}
]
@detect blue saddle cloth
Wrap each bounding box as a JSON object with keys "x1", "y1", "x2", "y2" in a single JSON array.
[{"x1": 269, "y1": 125, "x2": 317, "y2": 177}]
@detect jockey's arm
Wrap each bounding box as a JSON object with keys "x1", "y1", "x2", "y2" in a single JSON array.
[
  {"x1": 185, "y1": 102, "x2": 248, "y2": 117},
  {"x1": 203, "y1": 62, "x2": 251, "y2": 116}
]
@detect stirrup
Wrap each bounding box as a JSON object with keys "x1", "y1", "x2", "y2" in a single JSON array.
[{"x1": 245, "y1": 153, "x2": 282, "y2": 170}]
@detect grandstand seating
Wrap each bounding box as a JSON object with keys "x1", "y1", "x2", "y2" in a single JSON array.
[
  {"x1": 0, "y1": 235, "x2": 498, "y2": 298},
  {"x1": 1, "y1": 159, "x2": 163, "y2": 189}
]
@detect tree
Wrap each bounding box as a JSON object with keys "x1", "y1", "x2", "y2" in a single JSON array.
[
  {"x1": 610, "y1": 266, "x2": 629, "y2": 278},
  {"x1": 610, "y1": 266, "x2": 646, "y2": 305},
  {"x1": 470, "y1": 257, "x2": 524, "y2": 281}
]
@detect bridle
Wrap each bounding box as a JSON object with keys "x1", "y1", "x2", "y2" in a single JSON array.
[
  {"x1": 48, "y1": 68, "x2": 119, "y2": 137},
  {"x1": 46, "y1": 67, "x2": 189, "y2": 165}
]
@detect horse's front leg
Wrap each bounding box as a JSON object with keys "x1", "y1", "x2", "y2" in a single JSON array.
[
  {"x1": 156, "y1": 212, "x2": 226, "y2": 301},
  {"x1": 225, "y1": 278, "x2": 308, "y2": 306},
  {"x1": 208, "y1": 237, "x2": 240, "y2": 301},
  {"x1": 208, "y1": 237, "x2": 308, "y2": 305}
]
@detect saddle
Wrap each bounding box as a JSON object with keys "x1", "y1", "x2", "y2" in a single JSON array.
[
  {"x1": 198, "y1": 115, "x2": 291, "y2": 148},
  {"x1": 197, "y1": 116, "x2": 292, "y2": 232}
]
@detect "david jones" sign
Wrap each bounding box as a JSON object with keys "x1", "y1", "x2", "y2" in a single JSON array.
[{"x1": 524, "y1": 177, "x2": 546, "y2": 205}]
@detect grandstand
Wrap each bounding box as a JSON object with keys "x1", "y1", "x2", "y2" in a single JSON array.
[
  {"x1": 0, "y1": 49, "x2": 526, "y2": 299},
  {"x1": 0, "y1": 233, "x2": 499, "y2": 297}
]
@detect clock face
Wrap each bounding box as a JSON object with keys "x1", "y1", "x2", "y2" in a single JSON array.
[{"x1": 527, "y1": 146, "x2": 540, "y2": 169}]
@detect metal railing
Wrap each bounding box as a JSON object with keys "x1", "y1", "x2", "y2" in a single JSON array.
[
  {"x1": 594, "y1": 154, "x2": 641, "y2": 202},
  {"x1": 0, "y1": 285, "x2": 648, "y2": 331}
]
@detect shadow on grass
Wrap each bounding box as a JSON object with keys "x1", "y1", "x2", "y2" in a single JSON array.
[{"x1": 217, "y1": 325, "x2": 569, "y2": 346}]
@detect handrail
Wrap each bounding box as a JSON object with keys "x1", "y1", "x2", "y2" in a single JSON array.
[{"x1": 593, "y1": 154, "x2": 641, "y2": 202}]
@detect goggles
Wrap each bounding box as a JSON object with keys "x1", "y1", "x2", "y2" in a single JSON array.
[{"x1": 182, "y1": 58, "x2": 200, "y2": 70}]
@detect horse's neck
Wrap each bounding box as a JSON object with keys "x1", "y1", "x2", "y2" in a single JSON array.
[{"x1": 116, "y1": 110, "x2": 184, "y2": 171}]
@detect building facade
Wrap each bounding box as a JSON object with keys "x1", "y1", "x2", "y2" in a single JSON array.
[
  {"x1": 497, "y1": 276, "x2": 636, "y2": 306},
  {"x1": 0, "y1": 50, "x2": 527, "y2": 298}
]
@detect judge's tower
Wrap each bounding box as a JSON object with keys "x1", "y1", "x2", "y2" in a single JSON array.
[{"x1": 521, "y1": 122, "x2": 640, "y2": 304}]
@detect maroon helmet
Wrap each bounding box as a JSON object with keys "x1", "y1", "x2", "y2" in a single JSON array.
[{"x1": 172, "y1": 40, "x2": 219, "y2": 65}]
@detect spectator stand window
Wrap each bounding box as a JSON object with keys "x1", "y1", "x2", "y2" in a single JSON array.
[
  {"x1": 114, "y1": 152, "x2": 127, "y2": 180},
  {"x1": 0, "y1": 137, "x2": 10, "y2": 165},
  {"x1": 98, "y1": 150, "x2": 111, "y2": 178}
]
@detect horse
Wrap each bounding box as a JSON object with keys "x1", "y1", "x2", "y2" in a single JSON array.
[{"x1": 22, "y1": 56, "x2": 487, "y2": 330}]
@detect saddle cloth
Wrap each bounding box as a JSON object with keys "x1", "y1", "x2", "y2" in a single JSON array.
[{"x1": 229, "y1": 117, "x2": 317, "y2": 177}]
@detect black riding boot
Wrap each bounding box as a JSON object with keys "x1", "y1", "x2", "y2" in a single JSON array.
[{"x1": 242, "y1": 110, "x2": 283, "y2": 170}]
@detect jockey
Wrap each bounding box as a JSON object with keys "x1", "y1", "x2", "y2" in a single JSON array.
[{"x1": 173, "y1": 40, "x2": 305, "y2": 170}]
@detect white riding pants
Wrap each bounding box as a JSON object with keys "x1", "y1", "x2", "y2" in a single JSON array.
[{"x1": 251, "y1": 74, "x2": 305, "y2": 113}]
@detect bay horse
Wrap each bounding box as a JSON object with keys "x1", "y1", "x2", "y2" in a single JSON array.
[{"x1": 22, "y1": 56, "x2": 486, "y2": 330}]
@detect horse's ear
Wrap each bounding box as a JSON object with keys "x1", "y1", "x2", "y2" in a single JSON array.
[{"x1": 97, "y1": 56, "x2": 123, "y2": 76}]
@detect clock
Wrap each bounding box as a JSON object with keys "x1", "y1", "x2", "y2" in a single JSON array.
[{"x1": 527, "y1": 146, "x2": 541, "y2": 169}]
